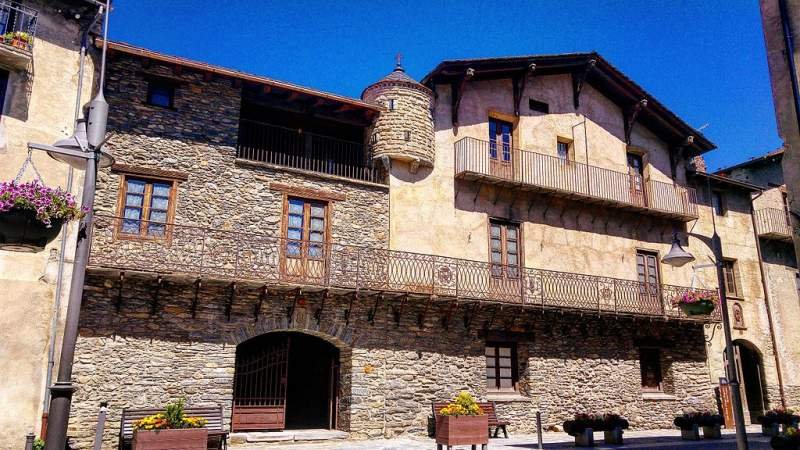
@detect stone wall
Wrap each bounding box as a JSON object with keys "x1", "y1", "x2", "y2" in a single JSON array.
[{"x1": 70, "y1": 272, "x2": 715, "y2": 448}]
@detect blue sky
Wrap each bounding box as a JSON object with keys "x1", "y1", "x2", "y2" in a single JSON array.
[{"x1": 110, "y1": 0, "x2": 780, "y2": 171}]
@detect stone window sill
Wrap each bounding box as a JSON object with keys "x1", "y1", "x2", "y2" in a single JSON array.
[
  {"x1": 642, "y1": 391, "x2": 677, "y2": 401},
  {"x1": 486, "y1": 392, "x2": 530, "y2": 403}
]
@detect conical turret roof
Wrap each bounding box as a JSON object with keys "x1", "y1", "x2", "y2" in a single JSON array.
[{"x1": 362, "y1": 57, "x2": 432, "y2": 99}]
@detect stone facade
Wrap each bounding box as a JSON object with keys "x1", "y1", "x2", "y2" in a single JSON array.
[
  {"x1": 0, "y1": 1, "x2": 99, "y2": 447},
  {"x1": 362, "y1": 66, "x2": 435, "y2": 168},
  {"x1": 71, "y1": 272, "x2": 715, "y2": 448}
]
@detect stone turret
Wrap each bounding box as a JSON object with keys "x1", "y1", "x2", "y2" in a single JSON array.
[{"x1": 362, "y1": 57, "x2": 435, "y2": 171}]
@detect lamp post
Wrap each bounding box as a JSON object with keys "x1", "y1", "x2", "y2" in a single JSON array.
[{"x1": 661, "y1": 175, "x2": 749, "y2": 450}]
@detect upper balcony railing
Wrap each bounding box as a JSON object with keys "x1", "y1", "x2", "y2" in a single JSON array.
[
  {"x1": 755, "y1": 208, "x2": 793, "y2": 242},
  {"x1": 0, "y1": 2, "x2": 36, "y2": 53},
  {"x1": 88, "y1": 215, "x2": 720, "y2": 323},
  {"x1": 236, "y1": 119, "x2": 386, "y2": 185},
  {"x1": 454, "y1": 137, "x2": 699, "y2": 221}
]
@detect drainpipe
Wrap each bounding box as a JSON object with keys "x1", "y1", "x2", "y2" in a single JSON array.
[
  {"x1": 42, "y1": 5, "x2": 104, "y2": 414},
  {"x1": 749, "y1": 191, "x2": 787, "y2": 408}
]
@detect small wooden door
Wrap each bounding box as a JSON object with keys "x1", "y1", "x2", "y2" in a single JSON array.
[
  {"x1": 636, "y1": 250, "x2": 663, "y2": 314},
  {"x1": 489, "y1": 221, "x2": 522, "y2": 301},
  {"x1": 724, "y1": 347, "x2": 751, "y2": 424},
  {"x1": 627, "y1": 153, "x2": 647, "y2": 207},
  {"x1": 282, "y1": 198, "x2": 328, "y2": 283},
  {"x1": 489, "y1": 118, "x2": 514, "y2": 179},
  {"x1": 232, "y1": 336, "x2": 290, "y2": 431}
]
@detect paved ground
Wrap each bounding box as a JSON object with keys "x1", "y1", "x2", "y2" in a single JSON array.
[{"x1": 231, "y1": 425, "x2": 773, "y2": 449}]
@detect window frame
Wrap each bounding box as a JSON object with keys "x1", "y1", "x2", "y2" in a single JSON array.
[
  {"x1": 146, "y1": 78, "x2": 176, "y2": 109},
  {"x1": 115, "y1": 174, "x2": 178, "y2": 241},
  {"x1": 711, "y1": 190, "x2": 727, "y2": 216},
  {"x1": 489, "y1": 219, "x2": 522, "y2": 279},
  {"x1": 485, "y1": 341, "x2": 519, "y2": 393},
  {"x1": 639, "y1": 347, "x2": 664, "y2": 392},
  {"x1": 281, "y1": 196, "x2": 330, "y2": 261},
  {"x1": 722, "y1": 258, "x2": 741, "y2": 298},
  {"x1": 556, "y1": 139, "x2": 573, "y2": 164}
]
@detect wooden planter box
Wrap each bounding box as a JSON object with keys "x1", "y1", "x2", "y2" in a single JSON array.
[
  {"x1": 133, "y1": 428, "x2": 208, "y2": 450},
  {"x1": 604, "y1": 427, "x2": 623, "y2": 444},
  {"x1": 680, "y1": 425, "x2": 700, "y2": 440},
  {"x1": 574, "y1": 428, "x2": 594, "y2": 447},
  {"x1": 435, "y1": 415, "x2": 488, "y2": 447},
  {"x1": 702, "y1": 424, "x2": 722, "y2": 439}
]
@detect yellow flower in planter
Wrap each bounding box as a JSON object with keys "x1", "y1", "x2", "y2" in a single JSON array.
[{"x1": 439, "y1": 391, "x2": 484, "y2": 417}]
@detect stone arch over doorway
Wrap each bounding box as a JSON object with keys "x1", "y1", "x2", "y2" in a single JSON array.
[
  {"x1": 230, "y1": 320, "x2": 354, "y2": 433},
  {"x1": 729, "y1": 339, "x2": 768, "y2": 423}
]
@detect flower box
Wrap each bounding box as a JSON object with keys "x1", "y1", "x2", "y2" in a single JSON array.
[
  {"x1": 434, "y1": 415, "x2": 488, "y2": 446},
  {"x1": 681, "y1": 424, "x2": 700, "y2": 440},
  {"x1": 132, "y1": 428, "x2": 208, "y2": 450},
  {"x1": 680, "y1": 300, "x2": 716, "y2": 316},
  {"x1": 574, "y1": 428, "x2": 594, "y2": 447},
  {"x1": 604, "y1": 427, "x2": 624, "y2": 444},
  {"x1": 0, "y1": 208, "x2": 63, "y2": 252},
  {"x1": 703, "y1": 424, "x2": 722, "y2": 439}
]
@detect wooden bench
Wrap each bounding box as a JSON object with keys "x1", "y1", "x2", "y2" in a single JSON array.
[
  {"x1": 432, "y1": 401, "x2": 509, "y2": 438},
  {"x1": 118, "y1": 405, "x2": 228, "y2": 450}
]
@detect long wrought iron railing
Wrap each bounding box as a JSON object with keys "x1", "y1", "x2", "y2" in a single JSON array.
[
  {"x1": 454, "y1": 137, "x2": 698, "y2": 219},
  {"x1": 754, "y1": 207, "x2": 793, "y2": 239},
  {"x1": 0, "y1": 2, "x2": 37, "y2": 53},
  {"x1": 236, "y1": 119, "x2": 386, "y2": 184},
  {"x1": 88, "y1": 215, "x2": 720, "y2": 322}
]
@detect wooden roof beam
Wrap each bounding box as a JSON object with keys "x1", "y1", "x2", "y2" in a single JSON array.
[{"x1": 571, "y1": 58, "x2": 596, "y2": 109}]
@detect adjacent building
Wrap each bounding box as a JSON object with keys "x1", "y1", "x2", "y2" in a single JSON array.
[{"x1": 0, "y1": 1, "x2": 101, "y2": 448}]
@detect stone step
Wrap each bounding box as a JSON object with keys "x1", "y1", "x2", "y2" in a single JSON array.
[{"x1": 230, "y1": 429, "x2": 349, "y2": 446}]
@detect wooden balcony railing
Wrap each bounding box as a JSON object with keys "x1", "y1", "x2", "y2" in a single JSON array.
[
  {"x1": 88, "y1": 215, "x2": 720, "y2": 322},
  {"x1": 755, "y1": 208, "x2": 793, "y2": 241},
  {"x1": 236, "y1": 119, "x2": 386, "y2": 184},
  {"x1": 454, "y1": 137, "x2": 698, "y2": 221}
]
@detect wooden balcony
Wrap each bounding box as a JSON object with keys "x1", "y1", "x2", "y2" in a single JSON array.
[
  {"x1": 236, "y1": 119, "x2": 386, "y2": 185},
  {"x1": 454, "y1": 137, "x2": 699, "y2": 221},
  {"x1": 0, "y1": 2, "x2": 36, "y2": 71},
  {"x1": 87, "y1": 215, "x2": 720, "y2": 323},
  {"x1": 755, "y1": 208, "x2": 793, "y2": 242}
]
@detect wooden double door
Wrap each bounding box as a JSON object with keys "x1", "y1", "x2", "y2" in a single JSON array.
[{"x1": 232, "y1": 332, "x2": 339, "y2": 431}]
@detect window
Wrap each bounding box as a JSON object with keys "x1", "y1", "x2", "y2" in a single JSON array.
[
  {"x1": 711, "y1": 190, "x2": 726, "y2": 216},
  {"x1": 529, "y1": 98, "x2": 549, "y2": 113},
  {"x1": 557, "y1": 140, "x2": 571, "y2": 163},
  {"x1": 490, "y1": 220, "x2": 520, "y2": 278},
  {"x1": 284, "y1": 197, "x2": 327, "y2": 259},
  {"x1": 489, "y1": 117, "x2": 513, "y2": 162},
  {"x1": 485, "y1": 342, "x2": 518, "y2": 392},
  {"x1": 146, "y1": 79, "x2": 175, "y2": 108},
  {"x1": 118, "y1": 177, "x2": 175, "y2": 238},
  {"x1": 404, "y1": 130, "x2": 411, "y2": 142},
  {"x1": 387, "y1": 98, "x2": 396, "y2": 111},
  {"x1": 722, "y1": 259, "x2": 740, "y2": 298},
  {"x1": 639, "y1": 348, "x2": 663, "y2": 392}
]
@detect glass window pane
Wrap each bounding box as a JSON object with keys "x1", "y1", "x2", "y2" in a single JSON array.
[
  {"x1": 506, "y1": 241, "x2": 517, "y2": 253},
  {"x1": 310, "y1": 217, "x2": 324, "y2": 231},
  {"x1": 122, "y1": 219, "x2": 140, "y2": 234},
  {"x1": 124, "y1": 207, "x2": 142, "y2": 220},
  {"x1": 486, "y1": 368, "x2": 496, "y2": 378},
  {"x1": 507, "y1": 254, "x2": 518, "y2": 265},
  {"x1": 289, "y1": 200, "x2": 304, "y2": 214},
  {"x1": 147, "y1": 223, "x2": 165, "y2": 236},
  {"x1": 127, "y1": 179, "x2": 145, "y2": 194},
  {"x1": 490, "y1": 225, "x2": 501, "y2": 237},
  {"x1": 149, "y1": 211, "x2": 167, "y2": 223},
  {"x1": 485, "y1": 347, "x2": 496, "y2": 356},
  {"x1": 287, "y1": 228, "x2": 302, "y2": 240},
  {"x1": 150, "y1": 196, "x2": 169, "y2": 210},
  {"x1": 486, "y1": 356, "x2": 496, "y2": 367},
  {"x1": 491, "y1": 252, "x2": 502, "y2": 263},
  {"x1": 309, "y1": 231, "x2": 323, "y2": 242},
  {"x1": 499, "y1": 378, "x2": 513, "y2": 388},
  {"x1": 310, "y1": 205, "x2": 325, "y2": 218},
  {"x1": 506, "y1": 227, "x2": 518, "y2": 239},
  {"x1": 286, "y1": 241, "x2": 301, "y2": 256},
  {"x1": 499, "y1": 357, "x2": 512, "y2": 367},
  {"x1": 499, "y1": 368, "x2": 512, "y2": 377},
  {"x1": 308, "y1": 244, "x2": 323, "y2": 258},
  {"x1": 288, "y1": 214, "x2": 303, "y2": 228},
  {"x1": 491, "y1": 239, "x2": 501, "y2": 251},
  {"x1": 152, "y1": 183, "x2": 171, "y2": 197},
  {"x1": 498, "y1": 347, "x2": 511, "y2": 357},
  {"x1": 125, "y1": 193, "x2": 143, "y2": 207}
]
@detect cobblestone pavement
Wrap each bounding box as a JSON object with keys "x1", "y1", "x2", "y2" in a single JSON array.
[{"x1": 232, "y1": 425, "x2": 772, "y2": 449}]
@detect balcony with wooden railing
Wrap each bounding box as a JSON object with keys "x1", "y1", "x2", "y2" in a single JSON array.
[
  {"x1": 454, "y1": 137, "x2": 699, "y2": 221},
  {"x1": 755, "y1": 208, "x2": 793, "y2": 242},
  {"x1": 236, "y1": 119, "x2": 386, "y2": 185},
  {"x1": 88, "y1": 215, "x2": 720, "y2": 323}
]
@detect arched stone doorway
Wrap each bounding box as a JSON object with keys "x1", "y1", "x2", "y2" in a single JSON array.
[
  {"x1": 727, "y1": 340, "x2": 768, "y2": 424},
  {"x1": 232, "y1": 331, "x2": 340, "y2": 431}
]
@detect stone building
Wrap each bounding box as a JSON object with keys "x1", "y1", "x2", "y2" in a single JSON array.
[
  {"x1": 63, "y1": 42, "x2": 795, "y2": 448},
  {"x1": 0, "y1": 1, "x2": 102, "y2": 448},
  {"x1": 716, "y1": 148, "x2": 800, "y2": 408}
]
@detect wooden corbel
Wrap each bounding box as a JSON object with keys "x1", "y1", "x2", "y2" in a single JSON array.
[
  {"x1": 367, "y1": 292, "x2": 383, "y2": 325},
  {"x1": 344, "y1": 291, "x2": 358, "y2": 325},
  {"x1": 441, "y1": 299, "x2": 458, "y2": 330},
  {"x1": 451, "y1": 68, "x2": 475, "y2": 127},
  {"x1": 571, "y1": 58, "x2": 597, "y2": 109},
  {"x1": 254, "y1": 285, "x2": 267, "y2": 322},
  {"x1": 463, "y1": 302, "x2": 480, "y2": 330},
  {"x1": 623, "y1": 98, "x2": 648, "y2": 145},
  {"x1": 392, "y1": 294, "x2": 408, "y2": 327},
  {"x1": 226, "y1": 282, "x2": 236, "y2": 322},
  {"x1": 418, "y1": 295, "x2": 434, "y2": 328},
  {"x1": 150, "y1": 276, "x2": 162, "y2": 316},
  {"x1": 483, "y1": 304, "x2": 499, "y2": 331},
  {"x1": 115, "y1": 272, "x2": 125, "y2": 312},
  {"x1": 315, "y1": 289, "x2": 329, "y2": 325},
  {"x1": 286, "y1": 289, "x2": 300, "y2": 321},
  {"x1": 191, "y1": 278, "x2": 201, "y2": 319},
  {"x1": 669, "y1": 135, "x2": 694, "y2": 179},
  {"x1": 513, "y1": 63, "x2": 537, "y2": 116}
]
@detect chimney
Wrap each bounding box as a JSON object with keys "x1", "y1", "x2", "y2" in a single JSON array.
[{"x1": 689, "y1": 155, "x2": 707, "y2": 173}]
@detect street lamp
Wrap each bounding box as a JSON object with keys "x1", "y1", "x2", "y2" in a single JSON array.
[{"x1": 661, "y1": 175, "x2": 749, "y2": 450}]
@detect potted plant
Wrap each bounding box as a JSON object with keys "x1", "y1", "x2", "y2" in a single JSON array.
[
  {"x1": 0, "y1": 180, "x2": 83, "y2": 252},
  {"x1": 771, "y1": 427, "x2": 800, "y2": 450},
  {"x1": 674, "y1": 412, "x2": 703, "y2": 440},
  {"x1": 761, "y1": 408, "x2": 800, "y2": 435},
  {"x1": 601, "y1": 413, "x2": 629, "y2": 445},
  {"x1": 435, "y1": 392, "x2": 488, "y2": 448},
  {"x1": 672, "y1": 290, "x2": 719, "y2": 316},
  {"x1": 132, "y1": 399, "x2": 208, "y2": 450},
  {"x1": 8, "y1": 31, "x2": 31, "y2": 49},
  {"x1": 698, "y1": 412, "x2": 724, "y2": 439},
  {"x1": 564, "y1": 413, "x2": 602, "y2": 447}
]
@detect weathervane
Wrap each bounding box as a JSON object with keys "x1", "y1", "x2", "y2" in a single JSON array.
[{"x1": 395, "y1": 52, "x2": 403, "y2": 70}]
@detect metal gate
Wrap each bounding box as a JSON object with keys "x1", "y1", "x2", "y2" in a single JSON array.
[{"x1": 232, "y1": 335, "x2": 290, "y2": 431}]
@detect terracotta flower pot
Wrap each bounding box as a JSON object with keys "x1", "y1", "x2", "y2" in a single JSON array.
[
  {"x1": 133, "y1": 428, "x2": 208, "y2": 450},
  {"x1": 0, "y1": 209, "x2": 63, "y2": 252},
  {"x1": 680, "y1": 300, "x2": 715, "y2": 316},
  {"x1": 435, "y1": 415, "x2": 488, "y2": 446}
]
